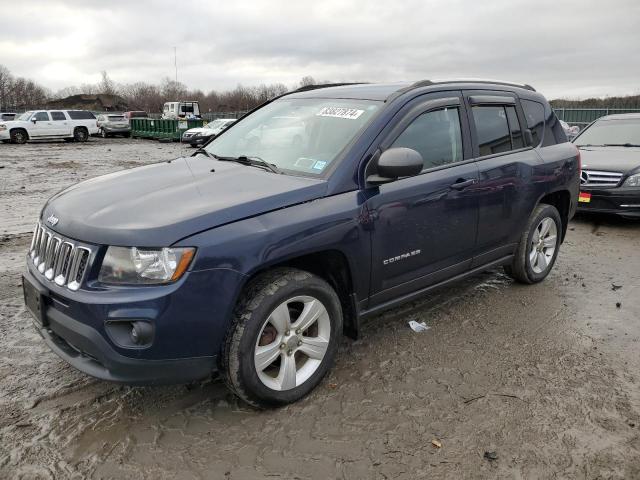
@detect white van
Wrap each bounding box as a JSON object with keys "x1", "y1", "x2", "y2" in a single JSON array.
[
  {"x1": 161, "y1": 101, "x2": 201, "y2": 120},
  {"x1": 0, "y1": 110, "x2": 99, "y2": 144}
]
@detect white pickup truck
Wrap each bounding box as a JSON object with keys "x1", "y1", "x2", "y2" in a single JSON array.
[{"x1": 0, "y1": 110, "x2": 99, "y2": 144}]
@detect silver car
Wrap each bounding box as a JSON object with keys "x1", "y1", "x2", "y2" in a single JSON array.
[{"x1": 96, "y1": 114, "x2": 131, "y2": 138}]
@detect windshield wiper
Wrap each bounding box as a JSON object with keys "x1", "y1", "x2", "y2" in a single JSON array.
[
  {"x1": 576, "y1": 144, "x2": 605, "y2": 148},
  {"x1": 603, "y1": 143, "x2": 640, "y2": 147},
  {"x1": 192, "y1": 148, "x2": 216, "y2": 158},
  {"x1": 213, "y1": 155, "x2": 282, "y2": 174}
]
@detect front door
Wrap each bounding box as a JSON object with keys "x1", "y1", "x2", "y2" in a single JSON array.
[
  {"x1": 30, "y1": 111, "x2": 54, "y2": 137},
  {"x1": 366, "y1": 96, "x2": 481, "y2": 307}
]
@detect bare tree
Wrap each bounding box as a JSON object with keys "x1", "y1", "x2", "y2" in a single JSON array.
[
  {"x1": 99, "y1": 71, "x2": 117, "y2": 96},
  {"x1": 299, "y1": 76, "x2": 316, "y2": 88}
]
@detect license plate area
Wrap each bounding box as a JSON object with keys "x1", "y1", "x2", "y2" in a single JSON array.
[{"x1": 22, "y1": 275, "x2": 48, "y2": 326}]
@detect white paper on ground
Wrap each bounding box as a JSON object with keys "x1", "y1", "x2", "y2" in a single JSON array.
[{"x1": 408, "y1": 320, "x2": 430, "y2": 332}]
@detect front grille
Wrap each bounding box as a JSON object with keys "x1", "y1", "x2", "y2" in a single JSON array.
[
  {"x1": 29, "y1": 223, "x2": 92, "y2": 291},
  {"x1": 581, "y1": 170, "x2": 623, "y2": 188}
]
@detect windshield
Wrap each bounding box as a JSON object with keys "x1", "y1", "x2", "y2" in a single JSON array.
[
  {"x1": 574, "y1": 118, "x2": 640, "y2": 146},
  {"x1": 205, "y1": 98, "x2": 380, "y2": 175},
  {"x1": 17, "y1": 111, "x2": 33, "y2": 121},
  {"x1": 107, "y1": 115, "x2": 125, "y2": 121},
  {"x1": 206, "y1": 119, "x2": 229, "y2": 129}
]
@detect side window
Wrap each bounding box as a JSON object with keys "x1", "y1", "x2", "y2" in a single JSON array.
[
  {"x1": 51, "y1": 111, "x2": 66, "y2": 121},
  {"x1": 390, "y1": 107, "x2": 463, "y2": 171},
  {"x1": 521, "y1": 99, "x2": 545, "y2": 147},
  {"x1": 472, "y1": 106, "x2": 511, "y2": 156},
  {"x1": 33, "y1": 112, "x2": 50, "y2": 121},
  {"x1": 505, "y1": 106, "x2": 523, "y2": 149},
  {"x1": 67, "y1": 110, "x2": 95, "y2": 120}
]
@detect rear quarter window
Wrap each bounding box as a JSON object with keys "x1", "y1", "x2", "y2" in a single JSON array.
[
  {"x1": 520, "y1": 99, "x2": 545, "y2": 147},
  {"x1": 67, "y1": 110, "x2": 96, "y2": 120},
  {"x1": 543, "y1": 106, "x2": 567, "y2": 145}
]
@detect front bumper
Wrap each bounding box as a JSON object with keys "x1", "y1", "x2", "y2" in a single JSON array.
[
  {"x1": 0, "y1": 129, "x2": 9, "y2": 140},
  {"x1": 181, "y1": 134, "x2": 212, "y2": 145},
  {"x1": 577, "y1": 187, "x2": 640, "y2": 217},
  {"x1": 23, "y1": 259, "x2": 245, "y2": 385}
]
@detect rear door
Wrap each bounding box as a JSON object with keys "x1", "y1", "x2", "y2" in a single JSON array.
[
  {"x1": 366, "y1": 93, "x2": 481, "y2": 306},
  {"x1": 464, "y1": 91, "x2": 543, "y2": 266},
  {"x1": 50, "y1": 111, "x2": 71, "y2": 136}
]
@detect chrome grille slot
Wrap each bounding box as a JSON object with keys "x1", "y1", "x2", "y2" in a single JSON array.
[
  {"x1": 53, "y1": 242, "x2": 73, "y2": 286},
  {"x1": 44, "y1": 237, "x2": 61, "y2": 279},
  {"x1": 67, "y1": 248, "x2": 91, "y2": 291},
  {"x1": 581, "y1": 170, "x2": 623, "y2": 188},
  {"x1": 37, "y1": 231, "x2": 52, "y2": 273},
  {"x1": 28, "y1": 223, "x2": 93, "y2": 291}
]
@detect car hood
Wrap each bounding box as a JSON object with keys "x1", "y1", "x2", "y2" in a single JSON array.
[
  {"x1": 42, "y1": 156, "x2": 327, "y2": 247},
  {"x1": 578, "y1": 146, "x2": 640, "y2": 174},
  {"x1": 0, "y1": 120, "x2": 28, "y2": 127},
  {"x1": 185, "y1": 127, "x2": 216, "y2": 135}
]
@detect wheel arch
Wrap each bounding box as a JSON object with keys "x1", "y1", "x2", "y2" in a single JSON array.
[
  {"x1": 537, "y1": 189, "x2": 571, "y2": 242},
  {"x1": 239, "y1": 249, "x2": 359, "y2": 339},
  {"x1": 9, "y1": 127, "x2": 29, "y2": 139}
]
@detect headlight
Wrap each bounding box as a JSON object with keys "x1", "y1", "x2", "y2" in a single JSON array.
[
  {"x1": 98, "y1": 246, "x2": 195, "y2": 285},
  {"x1": 623, "y1": 174, "x2": 640, "y2": 187},
  {"x1": 0, "y1": 124, "x2": 6, "y2": 131}
]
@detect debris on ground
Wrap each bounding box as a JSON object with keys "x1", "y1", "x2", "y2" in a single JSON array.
[
  {"x1": 431, "y1": 439, "x2": 442, "y2": 448},
  {"x1": 327, "y1": 383, "x2": 338, "y2": 389},
  {"x1": 484, "y1": 451, "x2": 498, "y2": 461},
  {"x1": 616, "y1": 302, "x2": 622, "y2": 308},
  {"x1": 409, "y1": 320, "x2": 430, "y2": 332},
  {"x1": 611, "y1": 283, "x2": 622, "y2": 291}
]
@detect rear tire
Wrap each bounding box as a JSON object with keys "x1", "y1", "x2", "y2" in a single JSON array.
[
  {"x1": 222, "y1": 268, "x2": 342, "y2": 408},
  {"x1": 10, "y1": 129, "x2": 28, "y2": 144},
  {"x1": 73, "y1": 127, "x2": 88, "y2": 142},
  {"x1": 505, "y1": 203, "x2": 562, "y2": 284}
]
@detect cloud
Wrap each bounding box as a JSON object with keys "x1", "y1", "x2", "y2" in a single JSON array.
[{"x1": 1, "y1": 0, "x2": 639, "y2": 98}]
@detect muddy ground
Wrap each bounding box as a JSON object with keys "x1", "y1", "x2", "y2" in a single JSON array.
[{"x1": 0, "y1": 138, "x2": 639, "y2": 479}]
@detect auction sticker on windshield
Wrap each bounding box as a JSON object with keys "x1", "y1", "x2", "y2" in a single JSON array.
[{"x1": 317, "y1": 107, "x2": 364, "y2": 120}]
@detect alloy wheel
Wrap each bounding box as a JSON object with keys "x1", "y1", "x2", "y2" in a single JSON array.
[
  {"x1": 529, "y1": 217, "x2": 557, "y2": 274},
  {"x1": 254, "y1": 295, "x2": 331, "y2": 391}
]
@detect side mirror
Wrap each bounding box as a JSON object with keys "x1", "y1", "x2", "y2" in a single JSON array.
[
  {"x1": 367, "y1": 147, "x2": 424, "y2": 185},
  {"x1": 523, "y1": 128, "x2": 534, "y2": 147},
  {"x1": 31, "y1": 118, "x2": 37, "y2": 123}
]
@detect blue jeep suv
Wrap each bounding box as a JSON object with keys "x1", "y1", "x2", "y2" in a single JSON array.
[{"x1": 22, "y1": 80, "x2": 580, "y2": 407}]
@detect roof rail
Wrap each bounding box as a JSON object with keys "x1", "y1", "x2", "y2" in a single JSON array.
[
  {"x1": 408, "y1": 79, "x2": 536, "y2": 92},
  {"x1": 289, "y1": 82, "x2": 366, "y2": 93}
]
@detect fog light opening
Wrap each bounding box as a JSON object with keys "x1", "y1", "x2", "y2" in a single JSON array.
[{"x1": 130, "y1": 321, "x2": 153, "y2": 345}]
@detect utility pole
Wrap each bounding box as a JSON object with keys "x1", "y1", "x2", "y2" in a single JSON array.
[{"x1": 174, "y1": 46, "x2": 178, "y2": 83}]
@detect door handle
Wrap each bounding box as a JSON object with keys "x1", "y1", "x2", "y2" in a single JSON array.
[{"x1": 450, "y1": 178, "x2": 477, "y2": 190}]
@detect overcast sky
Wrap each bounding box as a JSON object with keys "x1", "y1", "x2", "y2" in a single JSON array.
[{"x1": 1, "y1": 0, "x2": 639, "y2": 99}]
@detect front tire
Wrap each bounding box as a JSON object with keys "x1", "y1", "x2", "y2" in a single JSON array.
[
  {"x1": 505, "y1": 204, "x2": 562, "y2": 284},
  {"x1": 222, "y1": 268, "x2": 342, "y2": 408},
  {"x1": 100, "y1": 128, "x2": 109, "y2": 138},
  {"x1": 10, "y1": 129, "x2": 28, "y2": 144}
]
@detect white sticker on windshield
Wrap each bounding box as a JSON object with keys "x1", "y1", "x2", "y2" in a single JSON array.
[
  {"x1": 312, "y1": 160, "x2": 328, "y2": 171},
  {"x1": 316, "y1": 107, "x2": 364, "y2": 120}
]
